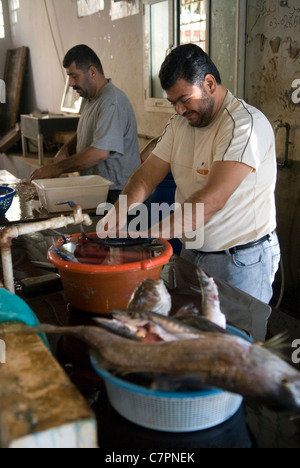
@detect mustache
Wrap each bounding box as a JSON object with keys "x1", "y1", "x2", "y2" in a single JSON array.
[
  {"x1": 183, "y1": 111, "x2": 194, "y2": 117},
  {"x1": 72, "y1": 86, "x2": 81, "y2": 91}
]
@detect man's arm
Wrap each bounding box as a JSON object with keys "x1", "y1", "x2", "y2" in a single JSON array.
[
  {"x1": 54, "y1": 132, "x2": 78, "y2": 163},
  {"x1": 98, "y1": 154, "x2": 171, "y2": 233},
  {"x1": 122, "y1": 153, "x2": 171, "y2": 204},
  {"x1": 30, "y1": 147, "x2": 109, "y2": 181}
]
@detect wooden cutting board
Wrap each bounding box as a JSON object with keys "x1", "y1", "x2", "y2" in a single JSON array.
[{"x1": 0, "y1": 322, "x2": 98, "y2": 448}]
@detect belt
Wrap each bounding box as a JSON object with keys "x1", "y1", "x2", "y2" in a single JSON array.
[{"x1": 197, "y1": 233, "x2": 272, "y2": 255}]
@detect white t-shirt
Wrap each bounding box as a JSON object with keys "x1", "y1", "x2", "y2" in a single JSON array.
[
  {"x1": 153, "y1": 91, "x2": 277, "y2": 251},
  {"x1": 0, "y1": 80, "x2": 5, "y2": 103}
]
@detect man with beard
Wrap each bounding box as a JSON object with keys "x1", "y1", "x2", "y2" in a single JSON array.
[
  {"x1": 100, "y1": 44, "x2": 280, "y2": 305},
  {"x1": 30, "y1": 45, "x2": 140, "y2": 204}
]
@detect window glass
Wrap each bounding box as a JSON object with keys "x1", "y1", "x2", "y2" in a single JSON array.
[
  {"x1": 10, "y1": 0, "x2": 19, "y2": 35},
  {"x1": 0, "y1": 0, "x2": 5, "y2": 39},
  {"x1": 149, "y1": 1, "x2": 169, "y2": 98},
  {"x1": 180, "y1": 0, "x2": 208, "y2": 51}
]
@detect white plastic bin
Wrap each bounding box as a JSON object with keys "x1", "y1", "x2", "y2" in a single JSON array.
[{"x1": 32, "y1": 175, "x2": 113, "y2": 212}]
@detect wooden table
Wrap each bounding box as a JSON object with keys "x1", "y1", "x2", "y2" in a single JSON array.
[{"x1": 0, "y1": 320, "x2": 97, "y2": 448}]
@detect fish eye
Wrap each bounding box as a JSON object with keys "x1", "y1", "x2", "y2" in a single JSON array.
[{"x1": 280, "y1": 376, "x2": 290, "y2": 386}]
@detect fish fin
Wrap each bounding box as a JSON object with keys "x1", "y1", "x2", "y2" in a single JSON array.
[{"x1": 261, "y1": 331, "x2": 290, "y2": 360}]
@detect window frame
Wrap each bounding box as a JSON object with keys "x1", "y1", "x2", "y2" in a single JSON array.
[{"x1": 143, "y1": 0, "x2": 177, "y2": 113}]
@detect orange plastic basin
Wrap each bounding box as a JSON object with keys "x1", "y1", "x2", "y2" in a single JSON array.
[{"x1": 48, "y1": 234, "x2": 173, "y2": 315}]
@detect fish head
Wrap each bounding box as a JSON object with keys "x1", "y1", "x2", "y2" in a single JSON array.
[
  {"x1": 278, "y1": 375, "x2": 300, "y2": 413},
  {"x1": 127, "y1": 278, "x2": 172, "y2": 316}
]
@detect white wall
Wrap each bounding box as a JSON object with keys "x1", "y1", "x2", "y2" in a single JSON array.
[{"x1": 6, "y1": 0, "x2": 170, "y2": 138}]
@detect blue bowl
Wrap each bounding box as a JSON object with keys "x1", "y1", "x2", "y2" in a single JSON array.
[
  {"x1": 0, "y1": 186, "x2": 16, "y2": 218},
  {"x1": 90, "y1": 325, "x2": 251, "y2": 432}
]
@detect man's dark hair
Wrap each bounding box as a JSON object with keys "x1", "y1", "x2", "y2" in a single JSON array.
[
  {"x1": 63, "y1": 45, "x2": 104, "y2": 74},
  {"x1": 159, "y1": 44, "x2": 222, "y2": 90}
]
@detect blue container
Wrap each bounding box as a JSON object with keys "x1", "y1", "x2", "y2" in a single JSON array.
[
  {"x1": 91, "y1": 325, "x2": 251, "y2": 432},
  {"x1": 0, "y1": 186, "x2": 16, "y2": 218}
]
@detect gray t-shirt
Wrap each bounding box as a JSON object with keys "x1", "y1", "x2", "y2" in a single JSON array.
[{"x1": 77, "y1": 80, "x2": 140, "y2": 190}]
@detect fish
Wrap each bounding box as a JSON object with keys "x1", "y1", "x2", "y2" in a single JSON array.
[
  {"x1": 94, "y1": 314, "x2": 178, "y2": 342},
  {"x1": 2, "y1": 323, "x2": 300, "y2": 413},
  {"x1": 127, "y1": 278, "x2": 172, "y2": 316},
  {"x1": 174, "y1": 305, "x2": 228, "y2": 334},
  {"x1": 94, "y1": 309, "x2": 202, "y2": 342},
  {"x1": 196, "y1": 268, "x2": 226, "y2": 329},
  {"x1": 92, "y1": 317, "x2": 141, "y2": 341}
]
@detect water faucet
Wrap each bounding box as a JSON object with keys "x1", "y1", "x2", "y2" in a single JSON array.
[{"x1": 274, "y1": 120, "x2": 291, "y2": 167}]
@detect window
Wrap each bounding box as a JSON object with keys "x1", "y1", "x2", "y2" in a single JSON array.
[
  {"x1": 144, "y1": 0, "x2": 209, "y2": 112},
  {"x1": 143, "y1": 0, "x2": 173, "y2": 109},
  {"x1": 0, "y1": 0, "x2": 5, "y2": 39},
  {"x1": 143, "y1": 0, "x2": 246, "y2": 112},
  {"x1": 10, "y1": 0, "x2": 19, "y2": 35},
  {"x1": 180, "y1": 0, "x2": 208, "y2": 50}
]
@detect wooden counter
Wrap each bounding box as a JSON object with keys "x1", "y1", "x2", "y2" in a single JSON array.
[{"x1": 0, "y1": 322, "x2": 97, "y2": 448}]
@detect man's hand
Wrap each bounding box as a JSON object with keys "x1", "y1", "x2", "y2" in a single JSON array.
[
  {"x1": 30, "y1": 147, "x2": 109, "y2": 183},
  {"x1": 30, "y1": 164, "x2": 61, "y2": 182}
]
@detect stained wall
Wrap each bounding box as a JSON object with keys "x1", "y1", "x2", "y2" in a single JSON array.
[
  {"x1": 245, "y1": 0, "x2": 300, "y2": 309},
  {"x1": 246, "y1": 0, "x2": 300, "y2": 163}
]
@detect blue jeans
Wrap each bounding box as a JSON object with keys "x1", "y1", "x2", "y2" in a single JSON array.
[{"x1": 181, "y1": 232, "x2": 281, "y2": 304}]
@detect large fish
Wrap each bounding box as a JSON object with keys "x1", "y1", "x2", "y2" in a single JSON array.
[{"x1": 2, "y1": 323, "x2": 300, "y2": 413}]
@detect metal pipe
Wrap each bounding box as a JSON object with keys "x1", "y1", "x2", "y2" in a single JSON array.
[{"x1": 0, "y1": 206, "x2": 92, "y2": 294}]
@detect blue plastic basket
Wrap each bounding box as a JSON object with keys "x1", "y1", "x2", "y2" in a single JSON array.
[
  {"x1": 0, "y1": 186, "x2": 16, "y2": 218},
  {"x1": 91, "y1": 326, "x2": 251, "y2": 432}
]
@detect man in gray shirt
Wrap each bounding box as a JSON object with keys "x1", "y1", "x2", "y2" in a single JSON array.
[{"x1": 30, "y1": 45, "x2": 141, "y2": 204}]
